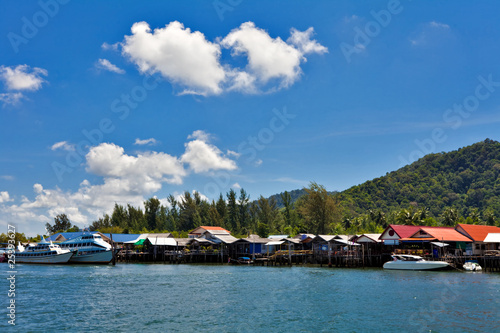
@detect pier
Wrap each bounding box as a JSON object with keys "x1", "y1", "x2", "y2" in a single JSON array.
[{"x1": 116, "y1": 249, "x2": 500, "y2": 271}]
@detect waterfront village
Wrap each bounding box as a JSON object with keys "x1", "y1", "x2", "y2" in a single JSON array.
[{"x1": 40, "y1": 223, "x2": 500, "y2": 271}]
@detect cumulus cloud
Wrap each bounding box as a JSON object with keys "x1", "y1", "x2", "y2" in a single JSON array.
[
  {"x1": 0, "y1": 65, "x2": 47, "y2": 91},
  {"x1": 122, "y1": 21, "x2": 226, "y2": 96},
  {"x1": 96, "y1": 58, "x2": 125, "y2": 74},
  {"x1": 0, "y1": 191, "x2": 12, "y2": 203},
  {"x1": 287, "y1": 27, "x2": 328, "y2": 55},
  {"x1": 119, "y1": 21, "x2": 327, "y2": 95},
  {"x1": 232, "y1": 182, "x2": 241, "y2": 189},
  {"x1": 1, "y1": 133, "x2": 238, "y2": 234},
  {"x1": 86, "y1": 142, "x2": 186, "y2": 189},
  {"x1": 181, "y1": 133, "x2": 238, "y2": 173},
  {"x1": 101, "y1": 42, "x2": 120, "y2": 51},
  {"x1": 134, "y1": 138, "x2": 158, "y2": 145},
  {"x1": 187, "y1": 130, "x2": 211, "y2": 142},
  {"x1": 51, "y1": 141, "x2": 75, "y2": 151},
  {"x1": 221, "y1": 22, "x2": 304, "y2": 91},
  {"x1": 0, "y1": 92, "x2": 23, "y2": 106}
]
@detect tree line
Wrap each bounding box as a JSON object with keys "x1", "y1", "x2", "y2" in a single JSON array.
[
  {"x1": 43, "y1": 139, "x2": 500, "y2": 238},
  {"x1": 43, "y1": 181, "x2": 498, "y2": 240}
]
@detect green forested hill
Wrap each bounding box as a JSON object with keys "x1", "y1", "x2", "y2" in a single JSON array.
[
  {"x1": 335, "y1": 139, "x2": 500, "y2": 220},
  {"x1": 45, "y1": 139, "x2": 500, "y2": 238}
]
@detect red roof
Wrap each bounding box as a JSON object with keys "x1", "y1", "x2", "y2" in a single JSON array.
[
  {"x1": 418, "y1": 227, "x2": 472, "y2": 242},
  {"x1": 456, "y1": 224, "x2": 500, "y2": 242},
  {"x1": 189, "y1": 226, "x2": 231, "y2": 234},
  {"x1": 382, "y1": 225, "x2": 421, "y2": 239},
  {"x1": 200, "y1": 226, "x2": 227, "y2": 231}
]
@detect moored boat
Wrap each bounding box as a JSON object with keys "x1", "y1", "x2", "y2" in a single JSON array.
[
  {"x1": 16, "y1": 238, "x2": 75, "y2": 264},
  {"x1": 463, "y1": 260, "x2": 482, "y2": 271},
  {"x1": 383, "y1": 254, "x2": 451, "y2": 271},
  {"x1": 58, "y1": 233, "x2": 115, "y2": 264}
]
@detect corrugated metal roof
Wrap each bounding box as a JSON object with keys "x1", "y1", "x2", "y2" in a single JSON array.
[
  {"x1": 334, "y1": 235, "x2": 352, "y2": 241},
  {"x1": 103, "y1": 233, "x2": 141, "y2": 243},
  {"x1": 204, "y1": 229, "x2": 231, "y2": 235},
  {"x1": 46, "y1": 232, "x2": 97, "y2": 242},
  {"x1": 381, "y1": 225, "x2": 422, "y2": 240},
  {"x1": 266, "y1": 241, "x2": 285, "y2": 246},
  {"x1": 268, "y1": 235, "x2": 289, "y2": 239},
  {"x1": 192, "y1": 238, "x2": 216, "y2": 244},
  {"x1": 284, "y1": 238, "x2": 301, "y2": 244},
  {"x1": 212, "y1": 234, "x2": 239, "y2": 244},
  {"x1": 147, "y1": 237, "x2": 177, "y2": 246},
  {"x1": 315, "y1": 235, "x2": 335, "y2": 242},
  {"x1": 241, "y1": 235, "x2": 270, "y2": 243},
  {"x1": 456, "y1": 224, "x2": 500, "y2": 242},
  {"x1": 356, "y1": 234, "x2": 382, "y2": 243},
  {"x1": 483, "y1": 233, "x2": 500, "y2": 243},
  {"x1": 332, "y1": 239, "x2": 360, "y2": 246},
  {"x1": 174, "y1": 238, "x2": 191, "y2": 246},
  {"x1": 419, "y1": 227, "x2": 472, "y2": 242},
  {"x1": 189, "y1": 226, "x2": 231, "y2": 235}
]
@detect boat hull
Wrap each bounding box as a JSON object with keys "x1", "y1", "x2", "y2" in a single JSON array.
[
  {"x1": 16, "y1": 251, "x2": 74, "y2": 264},
  {"x1": 69, "y1": 250, "x2": 114, "y2": 264},
  {"x1": 383, "y1": 261, "x2": 451, "y2": 271}
]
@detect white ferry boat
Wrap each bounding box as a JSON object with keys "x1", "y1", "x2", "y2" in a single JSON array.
[
  {"x1": 16, "y1": 238, "x2": 75, "y2": 264},
  {"x1": 59, "y1": 233, "x2": 114, "y2": 264},
  {"x1": 383, "y1": 255, "x2": 451, "y2": 271}
]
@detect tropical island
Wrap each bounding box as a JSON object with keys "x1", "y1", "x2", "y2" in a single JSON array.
[{"x1": 4, "y1": 139, "x2": 500, "y2": 247}]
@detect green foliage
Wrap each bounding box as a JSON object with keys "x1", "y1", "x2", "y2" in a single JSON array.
[
  {"x1": 83, "y1": 139, "x2": 500, "y2": 236},
  {"x1": 296, "y1": 182, "x2": 341, "y2": 234},
  {"x1": 336, "y1": 139, "x2": 500, "y2": 226},
  {"x1": 0, "y1": 232, "x2": 28, "y2": 244},
  {"x1": 45, "y1": 214, "x2": 79, "y2": 234}
]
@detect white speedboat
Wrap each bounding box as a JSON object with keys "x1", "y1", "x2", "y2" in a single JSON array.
[
  {"x1": 16, "y1": 238, "x2": 75, "y2": 264},
  {"x1": 58, "y1": 233, "x2": 114, "y2": 264},
  {"x1": 383, "y1": 255, "x2": 451, "y2": 271},
  {"x1": 463, "y1": 261, "x2": 482, "y2": 271}
]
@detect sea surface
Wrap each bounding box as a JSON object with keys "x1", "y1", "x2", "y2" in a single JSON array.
[{"x1": 1, "y1": 263, "x2": 499, "y2": 332}]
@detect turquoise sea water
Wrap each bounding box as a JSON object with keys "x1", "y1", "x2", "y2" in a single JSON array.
[{"x1": 1, "y1": 264, "x2": 499, "y2": 332}]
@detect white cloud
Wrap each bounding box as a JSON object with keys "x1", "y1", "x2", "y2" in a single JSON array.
[
  {"x1": 187, "y1": 130, "x2": 211, "y2": 142},
  {"x1": 429, "y1": 21, "x2": 450, "y2": 30},
  {"x1": 86, "y1": 142, "x2": 186, "y2": 188},
  {"x1": 134, "y1": 138, "x2": 158, "y2": 146},
  {"x1": 232, "y1": 182, "x2": 241, "y2": 189},
  {"x1": 0, "y1": 191, "x2": 12, "y2": 203},
  {"x1": 221, "y1": 22, "x2": 303, "y2": 91},
  {"x1": 0, "y1": 175, "x2": 14, "y2": 181},
  {"x1": 96, "y1": 58, "x2": 125, "y2": 74},
  {"x1": 287, "y1": 27, "x2": 328, "y2": 55},
  {"x1": 51, "y1": 141, "x2": 75, "y2": 151},
  {"x1": 255, "y1": 159, "x2": 263, "y2": 167},
  {"x1": 227, "y1": 150, "x2": 241, "y2": 158},
  {"x1": 0, "y1": 92, "x2": 23, "y2": 106},
  {"x1": 121, "y1": 21, "x2": 226, "y2": 96},
  {"x1": 174, "y1": 190, "x2": 209, "y2": 204},
  {"x1": 410, "y1": 21, "x2": 452, "y2": 47},
  {"x1": 0, "y1": 65, "x2": 47, "y2": 91},
  {"x1": 119, "y1": 21, "x2": 326, "y2": 95},
  {"x1": 1, "y1": 133, "x2": 238, "y2": 235},
  {"x1": 33, "y1": 183, "x2": 44, "y2": 194},
  {"x1": 181, "y1": 131, "x2": 237, "y2": 173},
  {"x1": 101, "y1": 42, "x2": 119, "y2": 51}
]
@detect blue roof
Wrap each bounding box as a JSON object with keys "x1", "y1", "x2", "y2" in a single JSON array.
[
  {"x1": 101, "y1": 233, "x2": 141, "y2": 243},
  {"x1": 45, "y1": 231, "x2": 97, "y2": 242}
]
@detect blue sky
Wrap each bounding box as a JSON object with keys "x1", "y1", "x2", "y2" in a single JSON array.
[{"x1": 1, "y1": 0, "x2": 500, "y2": 236}]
